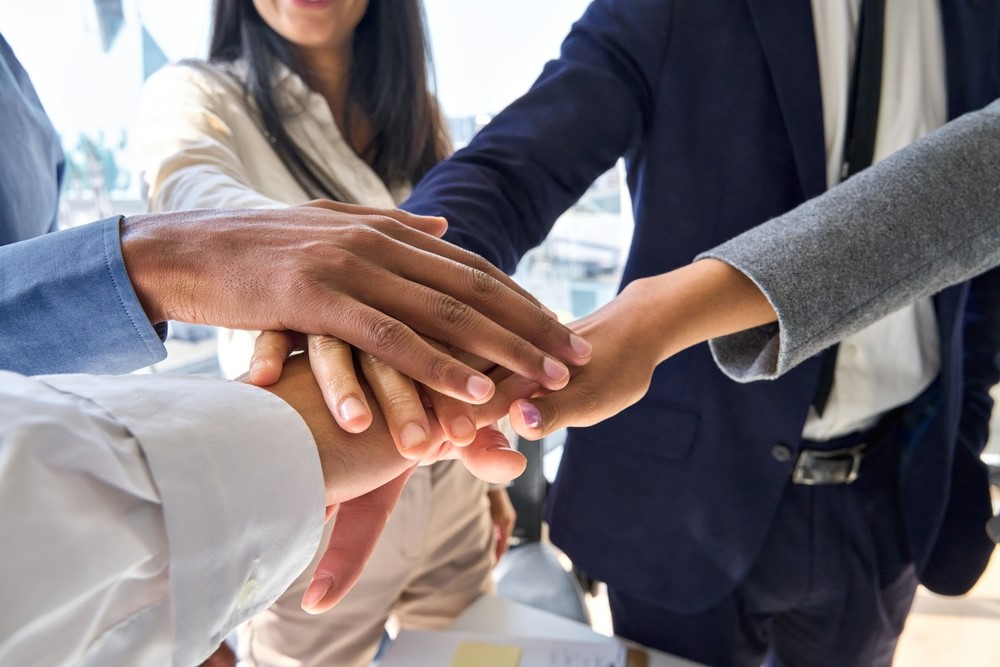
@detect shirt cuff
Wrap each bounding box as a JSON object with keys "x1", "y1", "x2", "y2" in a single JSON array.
[
  {"x1": 0, "y1": 216, "x2": 166, "y2": 375},
  {"x1": 40, "y1": 373, "x2": 325, "y2": 666}
]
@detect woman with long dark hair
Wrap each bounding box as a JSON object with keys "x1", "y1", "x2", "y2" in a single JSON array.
[{"x1": 138, "y1": 2, "x2": 514, "y2": 665}]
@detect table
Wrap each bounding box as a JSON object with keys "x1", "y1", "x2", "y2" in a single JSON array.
[{"x1": 448, "y1": 595, "x2": 705, "y2": 667}]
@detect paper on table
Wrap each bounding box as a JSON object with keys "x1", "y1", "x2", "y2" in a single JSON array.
[
  {"x1": 450, "y1": 641, "x2": 522, "y2": 667},
  {"x1": 380, "y1": 629, "x2": 628, "y2": 667}
]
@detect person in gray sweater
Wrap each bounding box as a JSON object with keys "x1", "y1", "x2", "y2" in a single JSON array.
[
  {"x1": 488, "y1": 98, "x2": 1000, "y2": 439},
  {"x1": 703, "y1": 97, "x2": 1000, "y2": 383}
]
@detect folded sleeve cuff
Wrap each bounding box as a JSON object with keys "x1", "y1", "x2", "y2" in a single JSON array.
[
  {"x1": 40, "y1": 373, "x2": 325, "y2": 666},
  {"x1": 0, "y1": 216, "x2": 166, "y2": 375}
]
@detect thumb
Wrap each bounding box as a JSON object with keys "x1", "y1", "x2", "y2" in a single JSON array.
[{"x1": 508, "y1": 384, "x2": 605, "y2": 440}]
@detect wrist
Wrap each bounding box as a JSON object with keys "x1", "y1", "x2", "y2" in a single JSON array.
[
  {"x1": 119, "y1": 213, "x2": 168, "y2": 324},
  {"x1": 625, "y1": 260, "x2": 777, "y2": 363}
]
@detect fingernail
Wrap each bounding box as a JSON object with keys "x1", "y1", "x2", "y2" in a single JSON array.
[
  {"x1": 570, "y1": 334, "x2": 592, "y2": 358},
  {"x1": 338, "y1": 397, "x2": 368, "y2": 424},
  {"x1": 518, "y1": 402, "x2": 543, "y2": 430},
  {"x1": 450, "y1": 416, "x2": 476, "y2": 442},
  {"x1": 543, "y1": 357, "x2": 569, "y2": 383},
  {"x1": 399, "y1": 422, "x2": 428, "y2": 450},
  {"x1": 302, "y1": 573, "x2": 333, "y2": 611},
  {"x1": 249, "y1": 359, "x2": 265, "y2": 376},
  {"x1": 466, "y1": 375, "x2": 493, "y2": 401}
]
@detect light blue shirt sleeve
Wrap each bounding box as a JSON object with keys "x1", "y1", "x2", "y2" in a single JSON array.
[{"x1": 0, "y1": 215, "x2": 167, "y2": 374}]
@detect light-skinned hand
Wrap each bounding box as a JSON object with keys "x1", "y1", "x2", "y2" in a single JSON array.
[
  {"x1": 251, "y1": 354, "x2": 526, "y2": 613},
  {"x1": 505, "y1": 260, "x2": 778, "y2": 439},
  {"x1": 488, "y1": 487, "x2": 517, "y2": 563},
  {"x1": 249, "y1": 330, "x2": 528, "y2": 459}
]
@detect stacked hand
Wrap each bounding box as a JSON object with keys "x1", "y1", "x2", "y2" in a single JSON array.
[
  {"x1": 163, "y1": 199, "x2": 772, "y2": 614},
  {"x1": 251, "y1": 353, "x2": 524, "y2": 612}
]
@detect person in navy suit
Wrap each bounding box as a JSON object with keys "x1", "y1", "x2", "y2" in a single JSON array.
[{"x1": 403, "y1": 1, "x2": 1000, "y2": 664}]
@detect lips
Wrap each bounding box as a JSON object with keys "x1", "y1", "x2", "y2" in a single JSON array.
[{"x1": 289, "y1": 0, "x2": 336, "y2": 8}]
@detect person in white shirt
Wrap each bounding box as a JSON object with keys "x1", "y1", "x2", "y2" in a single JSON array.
[{"x1": 0, "y1": 352, "x2": 522, "y2": 667}]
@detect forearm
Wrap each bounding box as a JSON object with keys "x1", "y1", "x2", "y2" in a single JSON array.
[
  {"x1": 625, "y1": 259, "x2": 777, "y2": 363},
  {"x1": 702, "y1": 99, "x2": 1000, "y2": 380}
]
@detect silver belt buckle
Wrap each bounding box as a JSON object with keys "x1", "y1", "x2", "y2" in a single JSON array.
[{"x1": 791, "y1": 442, "x2": 866, "y2": 485}]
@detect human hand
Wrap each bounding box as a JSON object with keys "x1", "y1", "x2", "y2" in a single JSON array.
[
  {"x1": 504, "y1": 260, "x2": 779, "y2": 438},
  {"x1": 252, "y1": 355, "x2": 526, "y2": 612},
  {"x1": 301, "y1": 425, "x2": 519, "y2": 613},
  {"x1": 120, "y1": 200, "x2": 592, "y2": 406},
  {"x1": 249, "y1": 331, "x2": 537, "y2": 458},
  {"x1": 505, "y1": 287, "x2": 662, "y2": 440},
  {"x1": 488, "y1": 487, "x2": 517, "y2": 563}
]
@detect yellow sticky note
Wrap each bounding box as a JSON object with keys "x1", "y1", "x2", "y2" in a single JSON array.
[{"x1": 449, "y1": 641, "x2": 522, "y2": 667}]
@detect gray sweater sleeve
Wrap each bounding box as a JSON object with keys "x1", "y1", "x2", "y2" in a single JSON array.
[{"x1": 698, "y1": 99, "x2": 1000, "y2": 382}]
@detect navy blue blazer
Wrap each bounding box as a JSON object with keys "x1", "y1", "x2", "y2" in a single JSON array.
[{"x1": 405, "y1": 0, "x2": 1000, "y2": 609}]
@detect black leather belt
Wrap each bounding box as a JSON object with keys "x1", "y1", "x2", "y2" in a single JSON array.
[
  {"x1": 792, "y1": 442, "x2": 870, "y2": 485},
  {"x1": 792, "y1": 417, "x2": 897, "y2": 486}
]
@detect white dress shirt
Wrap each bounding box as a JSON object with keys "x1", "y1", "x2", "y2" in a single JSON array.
[
  {"x1": 0, "y1": 371, "x2": 324, "y2": 667},
  {"x1": 803, "y1": 0, "x2": 944, "y2": 440}
]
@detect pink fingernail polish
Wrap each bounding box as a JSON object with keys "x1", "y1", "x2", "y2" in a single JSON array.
[{"x1": 518, "y1": 402, "x2": 543, "y2": 430}]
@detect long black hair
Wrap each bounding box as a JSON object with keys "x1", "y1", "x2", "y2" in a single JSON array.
[{"x1": 208, "y1": 0, "x2": 450, "y2": 198}]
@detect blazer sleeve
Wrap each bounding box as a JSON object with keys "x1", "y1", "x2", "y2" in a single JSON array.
[
  {"x1": 403, "y1": 0, "x2": 672, "y2": 272},
  {"x1": 0, "y1": 216, "x2": 166, "y2": 375},
  {"x1": 699, "y1": 99, "x2": 1000, "y2": 381}
]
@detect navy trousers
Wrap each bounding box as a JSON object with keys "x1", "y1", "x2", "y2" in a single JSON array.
[{"x1": 609, "y1": 425, "x2": 918, "y2": 667}]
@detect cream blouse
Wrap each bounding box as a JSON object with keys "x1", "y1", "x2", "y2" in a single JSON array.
[{"x1": 137, "y1": 60, "x2": 412, "y2": 375}]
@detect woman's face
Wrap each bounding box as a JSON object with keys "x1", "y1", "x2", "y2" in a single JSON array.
[{"x1": 253, "y1": 0, "x2": 370, "y2": 53}]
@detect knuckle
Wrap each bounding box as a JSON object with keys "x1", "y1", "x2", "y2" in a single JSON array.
[
  {"x1": 310, "y1": 335, "x2": 344, "y2": 353},
  {"x1": 322, "y1": 375, "x2": 351, "y2": 398},
  {"x1": 428, "y1": 353, "x2": 458, "y2": 385},
  {"x1": 435, "y1": 296, "x2": 473, "y2": 327},
  {"x1": 360, "y1": 350, "x2": 389, "y2": 372},
  {"x1": 368, "y1": 318, "x2": 410, "y2": 354},
  {"x1": 363, "y1": 214, "x2": 398, "y2": 235},
  {"x1": 505, "y1": 336, "x2": 535, "y2": 365},
  {"x1": 383, "y1": 388, "x2": 417, "y2": 411},
  {"x1": 467, "y1": 267, "x2": 502, "y2": 301},
  {"x1": 536, "y1": 310, "x2": 556, "y2": 334}
]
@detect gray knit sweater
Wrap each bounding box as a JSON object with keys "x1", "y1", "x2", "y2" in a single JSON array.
[{"x1": 700, "y1": 99, "x2": 1000, "y2": 381}]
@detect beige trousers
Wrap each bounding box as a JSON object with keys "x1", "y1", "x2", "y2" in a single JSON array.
[{"x1": 238, "y1": 460, "x2": 494, "y2": 667}]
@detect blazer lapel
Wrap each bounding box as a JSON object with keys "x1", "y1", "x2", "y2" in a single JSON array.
[{"x1": 745, "y1": 0, "x2": 827, "y2": 200}]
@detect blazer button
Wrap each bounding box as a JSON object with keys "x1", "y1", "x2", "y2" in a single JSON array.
[{"x1": 771, "y1": 444, "x2": 793, "y2": 462}]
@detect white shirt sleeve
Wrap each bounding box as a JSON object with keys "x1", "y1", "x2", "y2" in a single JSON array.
[{"x1": 0, "y1": 371, "x2": 325, "y2": 667}]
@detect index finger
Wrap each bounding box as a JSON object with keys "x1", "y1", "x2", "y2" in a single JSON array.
[{"x1": 302, "y1": 469, "x2": 415, "y2": 613}]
